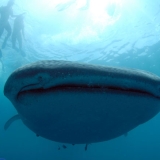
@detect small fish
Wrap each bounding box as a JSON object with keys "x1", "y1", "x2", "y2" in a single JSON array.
[
  {"x1": 62, "y1": 145, "x2": 67, "y2": 149},
  {"x1": 36, "y1": 134, "x2": 39, "y2": 137},
  {"x1": 85, "y1": 144, "x2": 88, "y2": 151}
]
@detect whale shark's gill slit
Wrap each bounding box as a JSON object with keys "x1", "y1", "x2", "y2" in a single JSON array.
[{"x1": 18, "y1": 84, "x2": 153, "y2": 97}]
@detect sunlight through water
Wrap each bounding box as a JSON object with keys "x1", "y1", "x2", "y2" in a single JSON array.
[{"x1": 0, "y1": 0, "x2": 160, "y2": 160}]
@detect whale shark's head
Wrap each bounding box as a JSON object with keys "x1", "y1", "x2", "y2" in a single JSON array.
[
  {"x1": 4, "y1": 60, "x2": 160, "y2": 144},
  {"x1": 4, "y1": 60, "x2": 160, "y2": 105}
]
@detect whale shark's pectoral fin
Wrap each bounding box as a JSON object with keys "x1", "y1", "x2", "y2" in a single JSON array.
[{"x1": 4, "y1": 114, "x2": 21, "y2": 130}]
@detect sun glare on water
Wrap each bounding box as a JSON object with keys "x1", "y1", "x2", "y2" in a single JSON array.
[
  {"x1": 26, "y1": 0, "x2": 125, "y2": 43},
  {"x1": 28, "y1": 0, "x2": 122, "y2": 23},
  {"x1": 88, "y1": 0, "x2": 122, "y2": 26}
]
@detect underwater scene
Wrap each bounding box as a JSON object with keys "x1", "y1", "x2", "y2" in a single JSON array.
[{"x1": 0, "y1": 0, "x2": 160, "y2": 160}]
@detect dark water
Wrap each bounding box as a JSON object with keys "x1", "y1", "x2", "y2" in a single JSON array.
[{"x1": 0, "y1": 0, "x2": 160, "y2": 159}]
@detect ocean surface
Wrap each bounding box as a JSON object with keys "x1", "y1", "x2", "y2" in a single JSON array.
[{"x1": 0, "y1": 0, "x2": 160, "y2": 159}]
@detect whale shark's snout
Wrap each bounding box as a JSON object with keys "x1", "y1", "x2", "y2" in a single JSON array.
[{"x1": 4, "y1": 60, "x2": 160, "y2": 102}]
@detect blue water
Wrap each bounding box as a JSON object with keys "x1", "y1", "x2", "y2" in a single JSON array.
[{"x1": 0, "y1": 0, "x2": 160, "y2": 159}]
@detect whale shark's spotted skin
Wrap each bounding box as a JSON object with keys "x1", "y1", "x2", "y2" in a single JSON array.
[{"x1": 4, "y1": 60, "x2": 160, "y2": 144}]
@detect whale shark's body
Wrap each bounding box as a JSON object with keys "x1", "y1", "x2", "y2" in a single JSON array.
[{"x1": 4, "y1": 60, "x2": 160, "y2": 144}]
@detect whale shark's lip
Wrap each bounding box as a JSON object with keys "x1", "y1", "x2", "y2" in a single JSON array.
[{"x1": 4, "y1": 60, "x2": 160, "y2": 104}]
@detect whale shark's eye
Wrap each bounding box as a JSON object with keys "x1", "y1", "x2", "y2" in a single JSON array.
[{"x1": 38, "y1": 76, "x2": 42, "y2": 81}]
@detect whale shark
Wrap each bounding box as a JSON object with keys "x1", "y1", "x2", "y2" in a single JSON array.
[{"x1": 4, "y1": 60, "x2": 160, "y2": 144}]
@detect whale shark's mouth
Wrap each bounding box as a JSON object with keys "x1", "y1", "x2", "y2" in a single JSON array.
[{"x1": 18, "y1": 83, "x2": 152, "y2": 98}]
